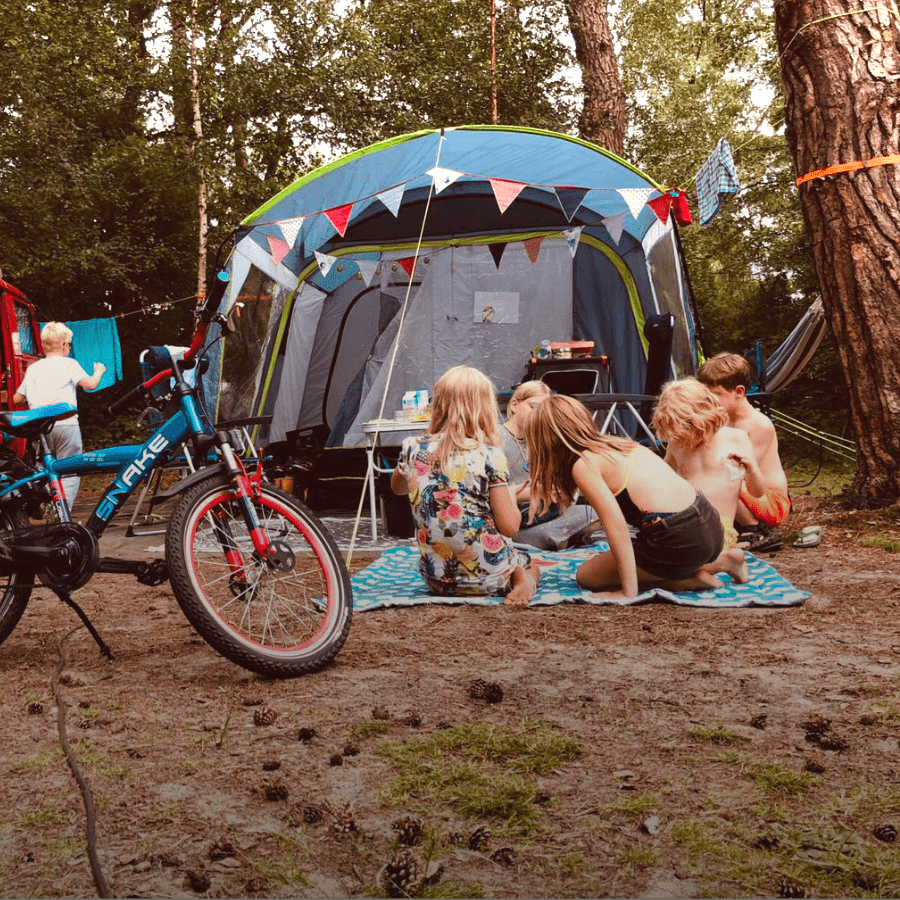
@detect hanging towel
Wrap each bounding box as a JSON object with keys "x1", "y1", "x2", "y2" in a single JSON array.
[
  {"x1": 694, "y1": 138, "x2": 740, "y2": 226},
  {"x1": 65, "y1": 318, "x2": 123, "y2": 391}
]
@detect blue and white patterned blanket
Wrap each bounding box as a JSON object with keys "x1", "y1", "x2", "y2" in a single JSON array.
[{"x1": 350, "y1": 544, "x2": 808, "y2": 612}]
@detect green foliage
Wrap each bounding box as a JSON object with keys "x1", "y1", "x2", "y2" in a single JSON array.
[{"x1": 687, "y1": 724, "x2": 750, "y2": 745}]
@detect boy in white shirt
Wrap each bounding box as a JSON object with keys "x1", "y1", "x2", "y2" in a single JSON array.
[{"x1": 13, "y1": 321, "x2": 106, "y2": 505}]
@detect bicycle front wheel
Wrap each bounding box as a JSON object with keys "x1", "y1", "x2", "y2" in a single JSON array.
[{"x1": 166, "y1": 476, "x2": 352, "y2": 678}]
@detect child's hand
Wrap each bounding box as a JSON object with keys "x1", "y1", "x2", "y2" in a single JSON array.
[{"x1": 93, "y1": 363, "x2": 106, "y2": 375}]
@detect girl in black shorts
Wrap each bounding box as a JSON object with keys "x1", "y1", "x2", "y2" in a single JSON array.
[{"x1": 525, "y1": 395, "x2": 748, "y2": 600}]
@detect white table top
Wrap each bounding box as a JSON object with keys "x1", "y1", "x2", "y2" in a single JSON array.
[{"x1": 362, "y1": 418, "x2": 430, "y2": 435}]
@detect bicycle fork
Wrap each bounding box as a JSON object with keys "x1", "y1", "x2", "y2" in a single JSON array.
[{"x1": 210, "y1": 441, "x2": 295, "y2": 600}]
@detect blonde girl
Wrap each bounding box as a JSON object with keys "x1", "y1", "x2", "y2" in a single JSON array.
[
  {"x1": 501, "y1": 380, "x2": 552, "y2": 510},
  {"x1": 391, "y1": 366, "x2": 539, "y2": 605},
  {"x1": 525, "y1": 394, "x2": 747, "y2": 598}
]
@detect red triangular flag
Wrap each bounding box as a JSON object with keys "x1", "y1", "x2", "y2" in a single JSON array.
[
  {"x1": 489, "y1": 242, "x2": 507, "y2": 269},
  {"x1": 523, "y1": 236, "x2": 543, "y2": 264},
  {"x1": 398, "y1": 256, "x2": 417, "y2": 277},
  {"x1": 324, "y1": 202, "x2": 353, "y2": 237},
  {"x1": 647, "y1": 194, "x2": 673, "y2": 225},
  {"x1": 489, "y1": 178, "x2": 526, "y2": 214}
]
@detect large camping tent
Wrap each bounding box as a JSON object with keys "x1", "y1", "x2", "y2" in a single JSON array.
[{"x1": 209, "y1": 126, "x2": 702, "y2": 452}]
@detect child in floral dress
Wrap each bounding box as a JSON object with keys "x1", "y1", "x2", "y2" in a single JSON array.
[{"x1": 391, "y1": 366, "x2": 539, "y2": 606}]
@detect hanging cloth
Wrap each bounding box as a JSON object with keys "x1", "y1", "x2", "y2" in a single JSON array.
[
  {"x1": 694, "y1": 138, "x2": 740, "y2": 226},
  {"x1": 66, "y1": 318, "x2": 123, "y2": 391}
]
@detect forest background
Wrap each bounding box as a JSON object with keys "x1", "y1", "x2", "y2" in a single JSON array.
[{"x1": 0, "y1": 0, "x2": 838, "y2": 460}]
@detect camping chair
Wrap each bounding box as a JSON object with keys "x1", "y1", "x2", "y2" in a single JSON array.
[
  {"x1": 539, "y1": 367, "x2": 601, "y2": 396},
  {"x1": 744, "y1": 340, "x2": 773, "y2": 415}
]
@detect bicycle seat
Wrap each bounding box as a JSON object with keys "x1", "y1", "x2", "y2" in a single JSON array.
[{"x1": 0, "y1": 403, "x2": 77, "y2": 437}]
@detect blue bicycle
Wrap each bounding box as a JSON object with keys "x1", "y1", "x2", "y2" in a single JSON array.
[{"x1": 0, "y1": 286, "x2": 352, "y2": 678}]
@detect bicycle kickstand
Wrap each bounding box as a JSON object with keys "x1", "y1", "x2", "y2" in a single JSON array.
[{"x1": 52, "y1": 587, "x2": 114, "y2": 660}]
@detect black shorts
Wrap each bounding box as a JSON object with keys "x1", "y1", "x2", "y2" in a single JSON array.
[{"x1": 632, "y1": 493, "x2": 725, "y2": 580}]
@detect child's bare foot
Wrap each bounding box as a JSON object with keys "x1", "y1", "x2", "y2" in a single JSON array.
[
  {"x1": 503, "y1": 566, "x2": 538, "y2": 607},
  {"x1": 661, "y1": 570, "x2": 724, "y2": 592},
  {"x1": 718, "y1": 549, "x2": 749, "y2": 584}
]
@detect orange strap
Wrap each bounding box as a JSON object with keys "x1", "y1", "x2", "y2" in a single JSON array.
[{"x1": 796, "y1": 153, "x2": 900, "y2": 186}]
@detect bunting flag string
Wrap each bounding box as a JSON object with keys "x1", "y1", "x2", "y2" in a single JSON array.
[
  {"x1": 563, "y1": 226, "x2": 583, "y2": 257},
  {"x1": 523, "y1": 236, "x2": 544, "y2": 264},
  {"x1": 252, "y1": 166, "x2": 685, "y2": 272},
  {"x1": 356, "y1": 258, "x2": 379, "y2": 286},
  {"x1": 489, "y1": 242, "x2": 508, "y2": 269},
  {"x1": 397, "y1": 256, "x2": 418, "y2": 277},
  {"x1": 314, "y1": 250, "x2": 337, "y2": 277}
]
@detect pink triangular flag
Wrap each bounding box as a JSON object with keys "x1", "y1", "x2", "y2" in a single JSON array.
[
  {"x1": 647, "y1": 193, "x2": 673, "y2": 225},
  {"x1": 278, "y1": 216, "x2": 305, "y2": 247},
  {"x1": 523, "y1": 236, "x2": 544, "y2": 264},
  {"x1": 266, "y1": 235, "x2": 290, "y2": 266},
  {"x1": 489, "y1": 177, "x2": 526, "y2": 214},
  {"x1": 375, "y1": 184, "x2": 405, "y2": 217},
  {"x1": 324, "y1": 202, "x2": 353, "y2": 237}
]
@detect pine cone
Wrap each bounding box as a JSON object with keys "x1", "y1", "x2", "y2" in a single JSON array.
[
  {"x1": 392, "y1": 816, "x2": 424, "y2": 846},
  {"x1": 329, "y1": 753, "x2": 344, "y2": 766},
  {"x1": 342, "y1": 743, "x2": 360, "y2": 757},
  {"x1": 332, "y1": 810, "x2": 359, "y2": 834},
  {"x1": 490, "y1": 846, "x2": 515, "y2": 867},
  {"x1": 185, "y1": 868, "x2": 211, "y2": 893},
  {"x1": 263, "y1": 779, "x2": 289, "y2": 801},
  {"x1": 776, "y1": 877, "x2": 806, "y2": 898},
  {"x1": 818, "y1": 733, "x2": 849, "y2": 752},
  {"x1": 444, "y1": 831, "x2": 465, "y2": 847},
  {"x1": 802, "y1": 714, "x2": 831, "y2": 736},
  {"x1": 750, "y1": 713, "x2": 767, "y2": 729},
  {"x1": 468, "y1": 825, "x2": 491, "y2": 851},
  {"x1": 534, "y1": 791, "x2": 552, "y2": 805},
  {"x1": 303, "y1": 805, "x2": 324, "y2": 824},
  {"x1": 803, "y1": 757, "x2": 826, "y2": 774},
  {"x1": 402, "y1": 711, "x2": 423, "y2": 727},
  {"x1": 27, "y1": 701, "x2": 44, "y2": 715},
  {"x1": 297, "y1": 726, "x2": 316, "y2": 742},
  {"x1": 208, "y1": 838, "x2": 236, "y2": 861},
  {"x1": 468, "y1": 679, "x2": 503, "y2": 703},
  {"x1": 873, "y1": 823, "x2": 898, "y2": 843},
  {"x1": 262, "y1": 759, "x2": 281, "y2": 771},
  {"x1": 379, "y1": 850, "x2": 420, "y2": 898},
  {"x1": 372, "y1": 705, "x2": 391, "y2": 720},
  {"x1": 253, "y1": 707, "x2": 278, "y2": 726}
]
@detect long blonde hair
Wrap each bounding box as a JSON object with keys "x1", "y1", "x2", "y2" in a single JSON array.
[
  {"x1": 652, "y1": 378, "x2": 728, "y2": 451},
  {"x1": 428, "y1": 366, "x2": 502, "y2": 474},
  {"x1": 525, "y1": 394, "x2": 634, "y2": 516}
]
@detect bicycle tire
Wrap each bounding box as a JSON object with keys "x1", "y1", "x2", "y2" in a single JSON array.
[
  {"x1": 0, "y1": 503, "x2": 35, "y2": 646},
  {"x1": 166, "y1": 475, "x2": 352, "y2": 678}
]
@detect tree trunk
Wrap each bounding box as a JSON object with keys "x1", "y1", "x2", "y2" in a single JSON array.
[
  {"x1": 773, "y1": 0, "x2": 900, "y2": 506},
  {"x1": 564, "y1": 0, "x2": 625, "y2": 155}
]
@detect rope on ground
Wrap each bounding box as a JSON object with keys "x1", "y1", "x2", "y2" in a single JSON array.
[{"x1": 51, "y1": 626, "x2": 112, "y2": 899}]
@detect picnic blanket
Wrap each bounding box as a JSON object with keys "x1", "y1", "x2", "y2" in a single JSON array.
[{"x1": 350, "y1": 544, "x2": 808, "y2": 612}]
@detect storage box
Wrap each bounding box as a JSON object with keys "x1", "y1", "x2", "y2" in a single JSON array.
[{"x1": 550, "y1": 340, "x2": 594, "y2": 358}]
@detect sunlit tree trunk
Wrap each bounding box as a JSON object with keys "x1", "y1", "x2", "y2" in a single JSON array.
[
  {"x1": 564, "y1": 0, "x2": 625, "y2": 154},
  {"x1": 774, "y1": 0, "x2": 900, "y2": 506}
]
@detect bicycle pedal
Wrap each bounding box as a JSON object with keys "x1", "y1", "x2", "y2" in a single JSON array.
[{"x1": 137, "y1": 559, "x2": 168, "y2": 586}]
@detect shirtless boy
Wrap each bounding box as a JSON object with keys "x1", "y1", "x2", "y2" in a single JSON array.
[
  {"x1": 697, "y1": 352, "x2": 790, "y2": 546},
  {"x1": 652, "y1": 378, "x2": 767, "y2": 551}
]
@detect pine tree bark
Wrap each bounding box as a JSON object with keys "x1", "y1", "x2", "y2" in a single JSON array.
[
  {"x1": 773, "y1": 0, "x2": 900, "y2": 506},
  {"x1": 564, "y1": 0, "x2": 625, "y2": 155}
]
